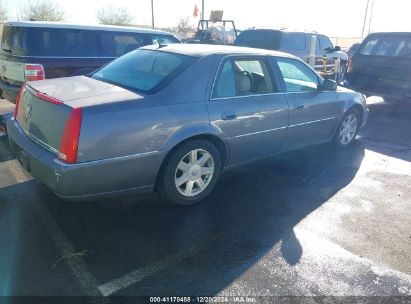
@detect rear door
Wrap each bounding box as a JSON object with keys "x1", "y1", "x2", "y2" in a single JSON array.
[
  {"x1": 274, "y1": 57, "x2": 340, "y2": 150},
  {"x1": 207, "y1": 55, "x2": 289, "y2": 165},
  {"x1": 349, "y1": 33, "x2": 411, "y2": 97}
]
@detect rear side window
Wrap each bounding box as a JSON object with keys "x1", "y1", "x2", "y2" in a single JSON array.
[
  {"x1": 212, "y1": 57, "x2": 276, "y2": 98},
  {"x1": 91, "y1": 49, "x2": 196, "y2": 94},
  {"x1": 281, "y1": 32, "x2": 306, "y2": 50},
  {"x1": 359, "y1": 35, "x2": 411, "y2": 57},
  {"x1": 234, "y1": 30, "x2": 281, "y2": 50},
  {"x1": 25, "y1": 28, "x2": 98, "y2": 57}
]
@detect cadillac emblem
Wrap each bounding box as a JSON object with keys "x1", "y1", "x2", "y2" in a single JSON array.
[{"x1": 25, "y1": 104, "x2": 32, "y2": 120}]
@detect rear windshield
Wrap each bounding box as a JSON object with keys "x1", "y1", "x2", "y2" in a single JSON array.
[
  {"x1": 91, "y1": 49, "x2": 196, "y2": 94},
  {"x1": 359, "y1": 35, "x2": 411, "y2": 57},
  {"x1": 234, "y1": 30, "x2": 281, "y2": 50}
]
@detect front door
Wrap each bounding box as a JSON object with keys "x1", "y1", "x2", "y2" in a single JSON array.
[
  {"x1": 207, "y1": 56, "x2": 289, "y2": 165},
  {"x1": 274, "y1": 57, "x2": 340, "y2": 151}
]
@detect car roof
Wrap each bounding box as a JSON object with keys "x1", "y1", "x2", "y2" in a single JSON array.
[
  {"x1": 4, "y1": 21, "x2": 173, "y2": 35},
  {"x1": 366, "y1": 31, "x2": 411, "y2": 37},
  {"x1": 141, "y1": 43, "x2": 297, "y2": 59},
  {"x1": 241, "y1": 27, "x2": 318, "y2": 34}
]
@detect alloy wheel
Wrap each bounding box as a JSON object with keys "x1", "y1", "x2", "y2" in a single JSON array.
[
  {"x1": 339, "y1": 113, "x2": 358, "y2": 145},
  {"x1": 175, "y1": 149, "x2": 215, "y2": 197}
]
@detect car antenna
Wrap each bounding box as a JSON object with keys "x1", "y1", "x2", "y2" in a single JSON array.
[{"x1": 154, "y1": 40, "x2": 167, "y2": 49}]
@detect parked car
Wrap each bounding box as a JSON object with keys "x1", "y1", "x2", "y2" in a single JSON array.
[
  {"x1": 0, "y1": 21, "x2": 180, "y2": 103},
  {"x1": 346, "y1": 32, "x2": 411, "y2": 102},
  {"x1": 233, "y1": 28, "x2": 348, "y2": 82},
  {"x1": 7, "y1": 44, "x2": 368, "y2": 205}
]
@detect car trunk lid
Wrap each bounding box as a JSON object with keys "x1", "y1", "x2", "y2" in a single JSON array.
[{"x1": 15, "y1": 76, "x2": 143, "y2": 158}]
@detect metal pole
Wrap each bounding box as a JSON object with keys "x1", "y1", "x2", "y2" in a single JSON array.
[
  {"x1": 202, "y1": 0, "x2": 204, "y2": 21},
  {"x1": 368, "y1": 0, "x2": 374, "y2": 35},
  {"x1": 151, "y1": 0, "x2": 155, "y2": 29},
  {"x1": 362, "y1": 0, "x2": 370, "y2": 38}
]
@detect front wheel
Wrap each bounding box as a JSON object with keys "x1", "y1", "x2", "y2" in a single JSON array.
[
  {"x1": 334, "y1": 109, "x2": 361, "y2": 148},
  {"x1": 158, "y1": 140, "x2": 222, "y2": 206}
]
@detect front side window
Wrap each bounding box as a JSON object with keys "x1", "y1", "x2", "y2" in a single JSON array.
[
  {"x1": 276, "y1": 58, "x2": 319, "y2": 92},
  {"x1": 100, "y1": 32, "x2": 150, "y2": 57},
  {"x1": 149, "y1": 34, "x2": 180, "y2": 45},
  {"x1": 91, "y1": 49, "x2": 196, "y2": 94},
  {"x1": 212, "y1": 57, "x2": 276, "y2": 99},
  {"x1": 319, "y1": 35, "x2": 333, "y2": 51},
  {"x1": 281, "y1": 32, "x2": 306, "y2": 50}
]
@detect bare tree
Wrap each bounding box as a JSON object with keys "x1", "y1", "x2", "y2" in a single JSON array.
[
  {"x1": 97, "y1": 6, "x2": 134, "y2": 26},
  {"x1": 0, "y1": 1, "x2": 8, "y2": 22},
  {"x1": 18, "y1": 0, "x2": 65, "y2": 21},
  {"x1": 177, "y1": 17, "x2": 192, "y2": 39}
]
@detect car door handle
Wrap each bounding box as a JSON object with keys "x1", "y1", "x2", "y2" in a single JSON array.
[
  {"x1": 293, "y1": 104, "x2": 305, "y2": 110},
  {"x1": 221, "y1": 112, "x2": 238, "y2": 120}
]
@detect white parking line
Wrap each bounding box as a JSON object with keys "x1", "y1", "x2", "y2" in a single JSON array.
[
  {"x1": 32, "y1": 195, "x2": 109, "y2": 304},
  {"x1": 98, "y1": 244, "x2": 202, "y2": 296},
  {"x1": 0, "y1": 146, "x2": 109, "y2": 303}
]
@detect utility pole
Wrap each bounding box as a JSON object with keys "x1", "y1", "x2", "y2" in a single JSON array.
[
  {"x1": 367, "y1": 0, "x2": 374, "y2": 35},
  {"x1": 151, "y1": 0, "x2": 155, "y2": 29},
  {"x1": 362, "y1": 0, "x2": 370, "y2": 37},
  {"x1": 202, "y1": 0, "x2": 205, "y2": 20}
]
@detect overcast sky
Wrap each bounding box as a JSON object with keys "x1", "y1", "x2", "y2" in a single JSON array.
[{"x1": 3, "y1": 0, "x2": 411, "y2": 37}]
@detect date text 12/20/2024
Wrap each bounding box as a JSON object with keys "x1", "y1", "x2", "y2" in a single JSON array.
[{"x1": 149, "y1": 296, "x2": 257, "y2": 303}]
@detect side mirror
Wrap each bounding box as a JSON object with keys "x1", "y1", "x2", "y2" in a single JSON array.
[
  {"x1": 334, "y1": 46, "x2": 341, "y2": 52},
  {"x1": 324, "y1": 47, "x2": 333, "y2": 53},
  {"x1": 319, "y1": 79, "x2": 337, "y2": 91}
]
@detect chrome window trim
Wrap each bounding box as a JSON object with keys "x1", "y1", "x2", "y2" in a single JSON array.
[{"x1": 209, "y1": 54, "x2": 281, "y2": 101}]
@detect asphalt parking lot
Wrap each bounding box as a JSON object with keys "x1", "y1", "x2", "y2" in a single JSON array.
[{"x1": 0, "y1": 97, "x2": 410, "y2": 302}]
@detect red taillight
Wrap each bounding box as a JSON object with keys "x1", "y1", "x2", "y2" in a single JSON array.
[
  {"x1": 24, "y1": 64, "x2": 45, "y2": 81},
  {"x1": 58, "y1": 107, "x2": 83, "y2": 164},
  {"x1": 14, "y1": 83, "x2": 26, "y2": 118},
  {"x1": 347, "y1": 58, "x2": 353, "y2": 73}
]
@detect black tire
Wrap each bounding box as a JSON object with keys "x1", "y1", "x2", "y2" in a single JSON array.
[
  {"x1": 158, "y1": 139, "x2": 222, "y2": 206},
  {"x1": 333, "y1": 108, "x2": 361, "y2": 148}
]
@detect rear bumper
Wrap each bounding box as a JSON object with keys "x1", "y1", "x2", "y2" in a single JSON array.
[
  {"x1": 0, "y1": 80, "x2": 21, "y2": 104},
  {"x1": 346, "y1": 75, "x2": 411, "y2": 102},
  {"x1": 7, "y1": 118, "x2": 163, "y2": 201}
]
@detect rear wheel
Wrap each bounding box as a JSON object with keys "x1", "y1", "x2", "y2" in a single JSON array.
[
  {"x1": 158, "y1": 140, "x2": 222, "y2": 206},
  {"x1": 334, "y1": 109, "x2": 360, "y2": 148}
]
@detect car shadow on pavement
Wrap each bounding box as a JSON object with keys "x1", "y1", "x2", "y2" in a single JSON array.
[
  {"x1": 360, "y1": 100, "x2": 411, "y2": 163},
  {"x1": 0, "y1": 137, "x2": 15, "y2": 163},
  {"x1": 0, "y1": 140, "x2": 366, "y2": 296}
]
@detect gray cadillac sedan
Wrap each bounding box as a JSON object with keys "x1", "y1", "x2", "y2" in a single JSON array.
[{"x1": 7, "y1": 44, "x2": 369, "y2": 205}]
